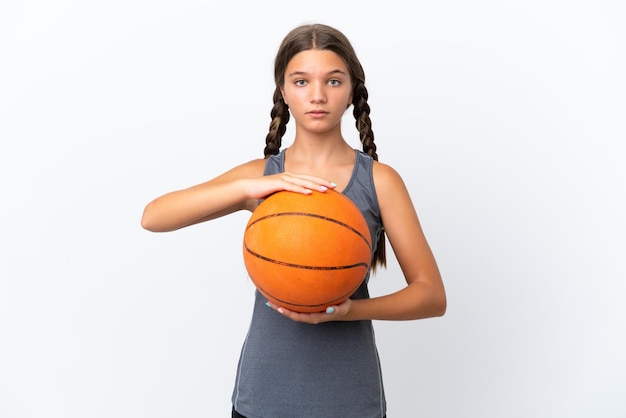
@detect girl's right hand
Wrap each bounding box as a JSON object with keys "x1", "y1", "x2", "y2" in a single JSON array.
[
  {"x1": 141, "y1": 160, "x2": 336, "y2": 232},
  {"x1": 245, "y1": 171, "x2": 337, "y2": 200}
]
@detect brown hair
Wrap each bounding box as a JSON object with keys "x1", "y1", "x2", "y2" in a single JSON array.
[{"x1": 264, "y1": 23, "x2": 386, "y2": 271}]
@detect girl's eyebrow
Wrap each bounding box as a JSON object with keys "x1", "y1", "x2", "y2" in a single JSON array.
[{"x1": 287, "y1": 69, "x2": 348, "y2": 77}]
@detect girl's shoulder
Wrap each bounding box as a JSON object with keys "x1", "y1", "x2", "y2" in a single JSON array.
[
  {"x1": 372, "y1": 159, "x2": 404, "y2": 188},
  {"x1": 371, "y1": 160, "x2": 415, "y2": 211},
  {"x1": 223, "y1": 158, "x2": 267, "y2": 178},
  {"x1": 205, "y1": 158, "x2": 267, "y2": 189},
  {"x1": 241, "y1": 158, "x2": 267, "y2": 171}
]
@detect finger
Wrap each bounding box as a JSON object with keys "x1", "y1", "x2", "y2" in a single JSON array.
[{"x1": 280, "y1": 173, "x2": 337, "y2": 191}]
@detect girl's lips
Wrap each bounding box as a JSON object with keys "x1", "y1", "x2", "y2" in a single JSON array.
[{"x1": 308, "y1": 110, "x2": 328, "y2": 118}]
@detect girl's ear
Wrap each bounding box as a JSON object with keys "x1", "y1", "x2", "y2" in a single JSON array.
[{"x1": 280, "y1": 88, "x2": 288, "y2": 105}]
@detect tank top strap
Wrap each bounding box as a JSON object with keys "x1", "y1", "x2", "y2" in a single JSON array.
[{"x1": 263, "y1": 150, "x2": 285, "y2": 176}]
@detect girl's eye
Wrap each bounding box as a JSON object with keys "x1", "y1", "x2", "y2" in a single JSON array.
[
  {"x1": 328, "y1": 79, "x2": 341, "y2": 86},
  {"x1": 294, "y1": 79, "x2": 307, "y2": 86}
]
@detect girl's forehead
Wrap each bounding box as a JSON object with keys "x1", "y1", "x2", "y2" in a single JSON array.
[{"x1": 285, "y1": 49, "x2": 348, "y2": 74}]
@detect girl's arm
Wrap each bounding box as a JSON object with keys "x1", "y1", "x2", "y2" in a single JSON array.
[
  {"x1": 273, "y1": 161, "x2": 446, "y2": 323},
  {"x1": 347, "y1": 161, "x2": 446, "y2": 320},
  {"x1": 141, "y1": 159, "x2": 336, "y2": 232}
]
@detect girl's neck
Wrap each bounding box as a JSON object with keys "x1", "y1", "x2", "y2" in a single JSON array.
[
  {"x1": 286, "y1": 137, "x2": 354, "y2": 165},
  {"x1": 284, "y1": 138, "x2": 356, "y2": 191}
]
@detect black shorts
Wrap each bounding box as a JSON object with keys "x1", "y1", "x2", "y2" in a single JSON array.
[
  {"x1": 232, "y1": 406, "x2": 386, "y2": 417},
  {"x1": 232, "y1": 407, "x2": 246, "y2": 418}
]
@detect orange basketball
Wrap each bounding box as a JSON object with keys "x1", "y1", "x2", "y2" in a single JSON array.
[{"x1": 242, "y1": 189, "x2": 372, "y2": 313}]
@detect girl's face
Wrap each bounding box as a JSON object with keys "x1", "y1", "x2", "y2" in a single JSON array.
[{"x1": 281, "y1": 49, "x2": 353, "y2": 135}]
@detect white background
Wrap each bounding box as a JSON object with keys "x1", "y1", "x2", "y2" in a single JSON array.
[{"x1": 1, "y1": 1, "x2": 625, "y2": 417}]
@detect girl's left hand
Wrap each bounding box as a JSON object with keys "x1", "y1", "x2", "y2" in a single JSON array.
[{"x1": 266, "y1": 299, "x2": 352, "y2": 324}]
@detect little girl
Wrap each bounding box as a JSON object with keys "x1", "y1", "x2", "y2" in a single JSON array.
[{"x1": 142, "y1": 23, "x2": 446, "y2": 418}]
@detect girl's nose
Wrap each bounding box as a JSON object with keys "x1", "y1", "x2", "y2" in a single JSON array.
[{"x1": 310, "y1": 82, "x2": 327, "y2": 104}]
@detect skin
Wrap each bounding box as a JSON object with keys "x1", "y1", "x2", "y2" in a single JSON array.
[{"x1": 141, "y1": 49, "x2": 446, "y2": 324}]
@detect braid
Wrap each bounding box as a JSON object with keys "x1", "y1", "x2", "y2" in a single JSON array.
[
  {"x1": 352, "y1": 80, "x2": 386, "y2": 271},
  {"x1": 352, "y1": 81, "x2": 378, "y2": 161},
  {"x1": 263, "y1": 87, "x2": 290, "y2": 158}
]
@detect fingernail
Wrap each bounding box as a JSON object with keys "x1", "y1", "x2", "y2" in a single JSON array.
[
  {"x1": 319, "y1": 185, "x2": 328, "y2": 191},
  {"x1": 277, "y1": 308, "x2": 285, "y2": 314},
  {"x1": 265, "y1": 302, "x2": 272, "y2": 308},
  {"x1": 326, "y1": 307, "x2": 335, "y2": 314},
  {"x1": 330, "y1": 182, "x2": 337, "y2": 188}
]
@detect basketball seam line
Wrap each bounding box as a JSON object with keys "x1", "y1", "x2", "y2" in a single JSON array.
[
  {"x1": 243, "y1": 245, "x2": 370, "y2": 270},
  {"x1": 247, "y1": 212, "x2": 372, "y2": 250}
]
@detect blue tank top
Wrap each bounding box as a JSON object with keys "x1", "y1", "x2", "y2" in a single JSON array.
[{"x1": 232, "y1": 149, "x2": 386, "y2": 418}]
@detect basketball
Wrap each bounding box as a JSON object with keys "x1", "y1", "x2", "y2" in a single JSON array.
[{"x1": 242, "y1": 189, "x2": 372, "y2": 313}]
